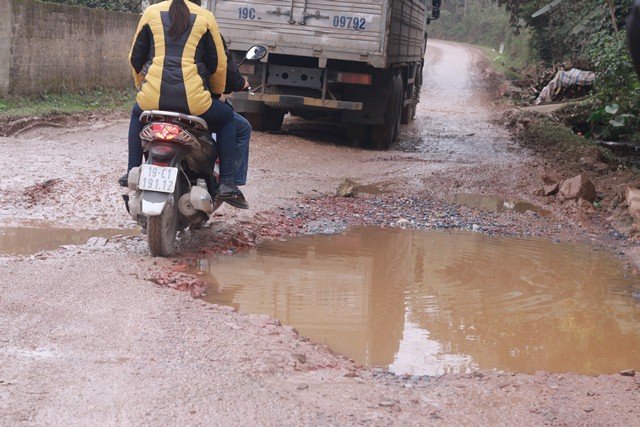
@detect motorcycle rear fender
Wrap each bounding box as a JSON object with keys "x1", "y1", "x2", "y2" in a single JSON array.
[{"x1": 141, "y1": 190, "x2": 171, "y2": 216}]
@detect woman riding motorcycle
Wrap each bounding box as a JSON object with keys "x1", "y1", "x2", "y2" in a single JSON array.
[{"x1": 122, "y1": 0, "x2": 248, "y2": 209}]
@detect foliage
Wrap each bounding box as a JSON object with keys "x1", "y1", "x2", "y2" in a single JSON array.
[
  {"x1": 41, "y1": 0, "x2": 142, "y2": 13},
  {"x1": 428, "y1": 0, "x2": 534, "y2": 69},
  {"x1": 432, "y1": 0, "x2": 634, "y2": 66},
  {"x1": 0, "y1": 89, "x2": 134, "y2": 118},
  {"x1": 585, "y1": 30, "x2": 640, "y2": 139},
  {"x1": 489, "y1": 0, "x2": 640, "y2": 141},
  {"x1": 587, "y1": 104, "x2": 638, "y2": 139},
  {"x1": 495, "y1": 0, "x2": 633, "y2": 65},
  {"x1": 430, "y1": 0, "x2": 509, "y2": 45}
]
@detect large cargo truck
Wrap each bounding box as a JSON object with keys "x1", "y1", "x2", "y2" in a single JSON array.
[{"x1": 204, "y1": 0, "x2": 441, "y2": 148}]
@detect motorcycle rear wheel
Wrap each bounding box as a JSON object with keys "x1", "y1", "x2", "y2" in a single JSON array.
[{"x1": 147, "y1": 188, "x2": 180, "y2": 257}]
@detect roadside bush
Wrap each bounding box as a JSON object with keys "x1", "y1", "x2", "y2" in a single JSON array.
[
  {"x1": 587, "y1": 30, "x2": 640, "y2": 141},
  {"x1": 520, "y1": 113, "x2": 620, "y2": 167}
]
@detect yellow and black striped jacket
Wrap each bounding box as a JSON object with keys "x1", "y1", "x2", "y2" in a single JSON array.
[{"x1": 129, "y1": 0, "x2": 227, "y2": 116}]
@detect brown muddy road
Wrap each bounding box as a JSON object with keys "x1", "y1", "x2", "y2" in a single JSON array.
[{"x1": 1, "y1": 40, "x2": 639, "y2": 425}]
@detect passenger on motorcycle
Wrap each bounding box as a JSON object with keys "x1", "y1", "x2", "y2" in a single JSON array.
[
  {"x1": 121, "y1": 0, "x2": 249, "y2": 209},
  {"x1": 220, "y1": 39, "x2": 253, "y2": 187}
]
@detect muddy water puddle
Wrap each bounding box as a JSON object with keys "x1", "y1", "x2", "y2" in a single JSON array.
[
  {"x1": 451, "y1": 193, "x2": 552, "y2": 217},
  {"x1": 0, "y1": 227, "x2": 137, "y2": 255},
  {"x1": 196, "y1": 227, "x2": 640, "y2": 375}
]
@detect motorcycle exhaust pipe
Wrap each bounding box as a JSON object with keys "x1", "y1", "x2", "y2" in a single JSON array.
[
  {"x1": 189, "y1": 185, "x2": 214, "y2": 214},
  {"x1": 178, "y1": 184, "x2": 214, "y2": 216},
  {"x1": 178, "y1": 193, "x2": 197, "y2": 216}
]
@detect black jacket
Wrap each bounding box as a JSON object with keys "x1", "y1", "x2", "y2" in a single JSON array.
[
  {"x1": 223, "y1": 40, "x2": 246, "y2": 94},
  {"x1": 129, "y1": 0, "x2": 227, "y2": 115}
]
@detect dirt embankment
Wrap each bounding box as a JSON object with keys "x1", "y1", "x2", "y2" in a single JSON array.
[{"x1": 1, "y1": 40, "x2": 639, "y2": 425}]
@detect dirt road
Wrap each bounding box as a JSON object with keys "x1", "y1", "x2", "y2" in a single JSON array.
[{"x1": 1, "y1": 40, "x2": 639, "y2": 425}]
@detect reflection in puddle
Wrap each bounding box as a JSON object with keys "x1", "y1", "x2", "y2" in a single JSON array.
[
  {"x1": 451, "y1": 193, "x2": 551, "y2": 217},
  {"x1": 0, "y1": 227, "x2": 137, "y2": 255},
  {"x1": 196, "y1": 227, "x2": 640, "y2": 375}
]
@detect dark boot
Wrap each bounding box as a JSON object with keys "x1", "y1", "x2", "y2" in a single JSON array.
[
  {"x1": 217, "y1": 180, "x2": 249, "y2": 209},
  {"x1": 118, "y1": 173, "x2": 128, "y2": 188}
]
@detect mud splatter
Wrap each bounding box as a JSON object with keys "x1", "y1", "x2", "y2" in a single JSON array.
[{"x1": 23, "y1": 179, "x2": 63, "y2": 207}]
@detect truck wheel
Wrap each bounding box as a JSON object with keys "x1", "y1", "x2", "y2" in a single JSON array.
[
  {"x1": 346, "y1": 124, "x2": 370, "y2": 147},
  {"x1": 244, "y1": 107, "x2": 285, "y2": 132},
  {"x1": 371, "y1": 74, "x2": 403, "y2": 150}
]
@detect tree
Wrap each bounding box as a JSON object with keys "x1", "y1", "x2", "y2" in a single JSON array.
[
  {"x1": 42, "y1": 0, "x2": 143, "y2": 13},
  {"x1": 495, "y1": 0, "x2": 633, "y2": 64}
]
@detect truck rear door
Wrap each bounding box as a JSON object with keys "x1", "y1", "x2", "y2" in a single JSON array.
[{"x1": 209, "y1": 0, "x2": 387, "y2": 63}]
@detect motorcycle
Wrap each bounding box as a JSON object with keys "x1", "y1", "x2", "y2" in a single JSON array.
[{"x1": 124, "y1": 45, "x2": 268, "y2": 257}]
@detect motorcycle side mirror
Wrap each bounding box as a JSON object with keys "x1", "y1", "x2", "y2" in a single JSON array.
[
  {"x1": 245, "y1": 45, "x2": 267, "y2": 62},
  {"x1": 431, "y1": 0, "x2": 441, "y2": 20}
]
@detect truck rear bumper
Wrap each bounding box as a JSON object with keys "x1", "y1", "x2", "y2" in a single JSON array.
[{"x1": 228, "y1": 92, "x2": 363, "y2": 111}]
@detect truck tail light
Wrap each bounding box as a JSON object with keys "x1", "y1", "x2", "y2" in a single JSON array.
[{"x1": 336, "y1": 72, "x2": 372, "y2": 85}]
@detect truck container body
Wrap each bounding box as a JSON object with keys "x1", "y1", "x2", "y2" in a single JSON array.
[{"x1": 205, "y1": 0, "x2": 439, "y2": 148}]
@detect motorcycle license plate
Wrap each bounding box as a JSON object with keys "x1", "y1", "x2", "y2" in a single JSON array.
[{"x1": 138, "y1": 164, "x2": 178, "y2": 193}]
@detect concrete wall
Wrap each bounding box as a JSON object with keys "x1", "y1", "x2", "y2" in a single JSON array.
[
  {"x1": 1, "y1": 0, "x2": 140, "y2": 97},
  {"x1": 0, "y1": 0, "x2": 12, "y2": 96}
]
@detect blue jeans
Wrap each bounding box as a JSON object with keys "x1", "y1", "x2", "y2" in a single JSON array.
[
  {"x1": 127, "y1": 100, "x2": 237, "y2": 181},
  {"x1": 233, "y1": 112, "x2": 251, "y2": 186},
  {"x1": 127, "y1": 102, "x2": 145, "y2": 171}
]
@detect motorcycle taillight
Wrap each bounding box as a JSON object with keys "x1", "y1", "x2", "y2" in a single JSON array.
[
  {"x1": 149, "y1": 123, "x2": 182, "y2": 140},
  {"x1": 141, "y1": 122, "x2": 198, "y2": 146}
]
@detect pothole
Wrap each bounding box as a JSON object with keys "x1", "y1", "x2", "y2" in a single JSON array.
[
  {"x1": 194, "y1": 226, "x2": 640, "y2": 375},
  {"x1": 0, "y1": 227, "x2": 138, "y2": 256}
]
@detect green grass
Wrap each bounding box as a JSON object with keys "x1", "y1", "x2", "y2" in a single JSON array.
[
  {"x1": 476, "y1": 28, "x2": 533, "y2": 82},
  {"x1": 524, "y1": 118, "x2": 586, "y2": 148},
  {"x1": 478, "y1": 46, "x2": 527, "y2": 81},
  {"x1": 0, "y1": 89, "x2": 135, "y2": 118},
  {"x1": 522, "y1": 115, "x2": 622, "y2": 167}
]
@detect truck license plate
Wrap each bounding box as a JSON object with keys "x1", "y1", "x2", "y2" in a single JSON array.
[{"x1": 138, "y1": 164, "x2": 178, "y2": 193}]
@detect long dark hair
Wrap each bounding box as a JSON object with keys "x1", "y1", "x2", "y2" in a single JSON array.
[{"x1": 168, "y1": 0, "x2": 191, "y2": 40}]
